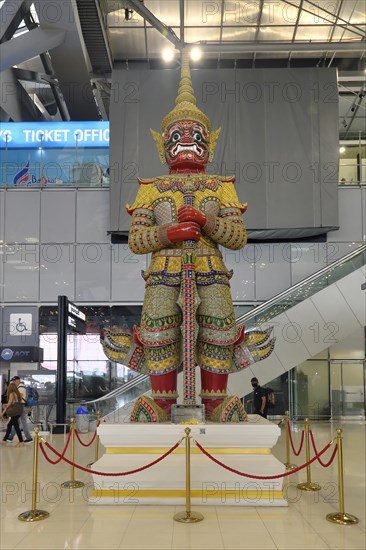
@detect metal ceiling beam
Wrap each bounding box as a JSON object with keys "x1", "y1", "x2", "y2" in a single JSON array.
[
  {"x1": 19, "y1": 10, "x2": 70, "y2": 121},
  {"x1": 127, "y1": 0, "x2": 181, "y2": 49},
  {"x1": 201, "y1": 41, "x2": 366, "y2": 53},
  {"x1": 180, "y1": 0, "x2": 184, "y2": 44},
  {"x1": 291, "y1": 0, "x2": 305, "y2": 42},
  {"x1": 0, "y1": 0, "x2": 33, "y2": 42},
  {"x1": 304, "y1": 0, "x2": 366, "y2": 36},
  {"x1": 35, "y1": 0, "x2": 100, "y2": 120},
  {"x1": 343, "y1": 83, "x2": 366, "y2": 138},
  {"x1": 12, "y1": 67, "x2": 55, "y2": 85},
  {"x1": 0, "y1": 68, "x2": 46, "y2": 121},
  {"x1": 0, "y1": 27, "x2": 66, "y2": 73}
]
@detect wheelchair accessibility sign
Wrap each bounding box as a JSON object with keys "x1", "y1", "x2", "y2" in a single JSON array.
[{"x1": 9, "y1": 313, "x2": 32, "y2": 336}]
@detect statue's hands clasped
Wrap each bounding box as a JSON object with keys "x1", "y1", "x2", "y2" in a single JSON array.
[
  {"x1": 178, "y1": 205, "x2": 207, "y2": 227},
  {"x1": 166, "y1": 221, "x2": 201, "y2": 243}
]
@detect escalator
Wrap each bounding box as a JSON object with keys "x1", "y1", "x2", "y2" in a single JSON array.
[{"x1": 69, "y1": 244, "x2": 366, "y2": 421}]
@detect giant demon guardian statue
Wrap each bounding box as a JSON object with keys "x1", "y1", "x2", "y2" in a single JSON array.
[{"x1": 101, "y1": 50, "x2": 275, "y2": 422}]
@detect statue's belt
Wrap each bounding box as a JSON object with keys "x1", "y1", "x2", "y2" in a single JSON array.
[{"x1": 153, "y1": 247, "x2": 223, "y2": 258}]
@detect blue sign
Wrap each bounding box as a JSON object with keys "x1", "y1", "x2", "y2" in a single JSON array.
[
  {"x1": 0, "y1": 122, "x2": 110, "y2": 149},
  {"x1": 1, "y1": 348, "x2": 14, "y2": 361}
]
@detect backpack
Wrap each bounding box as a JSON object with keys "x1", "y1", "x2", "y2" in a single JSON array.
[
  {"x1": 264, "y1": 387, "x2": 275, "y2": 409},
  {"x1": 20, "y1": 385, "x2": 39, "y2": 407}
]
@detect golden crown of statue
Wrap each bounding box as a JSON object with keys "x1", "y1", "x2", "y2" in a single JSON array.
[
  {"x1": 151, "y1": 49, "x2": 220, "y2": 164},
  {"x1": 161, "y1": 49, "x2": 210, "y2": 133}
]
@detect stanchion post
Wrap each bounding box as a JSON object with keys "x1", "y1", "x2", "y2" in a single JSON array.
[
  {"x1": 87, "y1": 410, "x2": 100, "y2": 468},
  {"x1": 174, "y1": 428, "x2": 204, "y2": 523},
  {"x1": 61, "y1": 418, "x2": 85, "y2": 489},
  {"x1": 18, "y1": 428, "x2": 50, "y2": 522},
  {"x1": 326, "y1": 428, "x2": 359, "y2": 525},
  {"x1": 284, "y1": 410, "x2": 297, "y2": 470},
  {"x1": 297, "y1": 418, "x2": 321, "y2": 492}
]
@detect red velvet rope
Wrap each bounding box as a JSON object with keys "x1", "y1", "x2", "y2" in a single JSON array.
[
  {"x1": 75, "y1": 429, "x2": 97, "y2": 447},
  {"x1": 277, "y1": 418, "x2": 284, "y2": 427},
  {"x1": 194, "y1": 438, "x2": 334, "y2": 480},
  {"x1": 287, "y1": 421, "x2": 305, "y2": 456},
  {"x1": 39, "y1": 439, "x2": 182, "y2": 476},
  {"x1": 309, "y1": 430, "x2": 338, "y2": 467},
  {"x1": 38, "y1": 430, "x2": 72, "y2": 465}
]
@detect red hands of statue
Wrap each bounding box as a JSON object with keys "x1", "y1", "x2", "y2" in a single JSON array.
[
  {"x1": 178, "y1": 205, "x2": 207, "y2": 227},
  {"x1": 166, "y1": 222, "x2": 201, "y2": 243}
]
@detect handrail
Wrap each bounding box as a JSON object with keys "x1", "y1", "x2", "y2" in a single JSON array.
[
  {"x1": 66, "y1": 373, "x2": 149, "y2": 407},
  {"x1": 236, "y1": 244, "x2": 366, "y2": 326}
]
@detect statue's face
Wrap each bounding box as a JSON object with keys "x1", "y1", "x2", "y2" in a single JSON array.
[{"x1": 164, "y1": 120, "x2": 209, "y2": 170}]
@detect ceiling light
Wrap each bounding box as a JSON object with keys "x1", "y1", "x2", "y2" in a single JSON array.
[
  {"x1": 162, "y1": 48, "x2": 175, "y2": 63},
  {"x1": 339, "y1": 146, "x2": 346, "y2": 153},
  {"x1": 190, "y1": 47, "x2": 202, "y2": 62}
]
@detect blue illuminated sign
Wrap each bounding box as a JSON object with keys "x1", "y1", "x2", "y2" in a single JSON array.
[{"x1": 0, "y1": 121, "x2": 109, "y2": 149}]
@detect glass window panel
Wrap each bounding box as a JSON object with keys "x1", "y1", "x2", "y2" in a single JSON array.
[
  {"x1": 109, "y1": 29, "x2": 146, "y2": 59},
  {"x1": 221, "y1": 0, "x2": 260, "y2": 25},
  {"x1": 185, "y1": 27, "x2": 221, "y2": 42},
  {"x1": 292, "y1": 360, "x2": 330, "y2": 419},
  {"x1": 261, "y1": 1, "x2": 302, "y2": 25},
  {"x1": 257, "y1": 26, "x2": 295, "y2": 41},
  {"x1": 185, "y1": 0, "x2": 222, "y2": 25},
  {"x1": 147, "y1": 0, "x2": 180, "y2": 25},
  {"x1": 301, "y1": 2, "x2": 338, "y2": 25},
  {"x1": 340, "y1": 362, "x2": 365, "y2": 417},
  {"x1": 340, "y1": 0, "x2": 366, "y2": 23},
  {"x1": 295, "y1": 24, "x2": 335, "y2": 40},
  {"x1": 221, "y1": 27, "x2": 257, "y2": 40},
  {"x1": 331, "y1": 27, "x2": 365, "y2": 40},
  {"x1": 107, "y1": 8, "x2": 144, "y2": 26}
]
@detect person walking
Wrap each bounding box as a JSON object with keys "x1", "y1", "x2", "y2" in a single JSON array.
[
  {"x1": 0, "y1": 382, "x2": 25, "y2": 446},
  {"x1": 5, "y1": 376, "x2": 33, "y2": 443},
  {"x1": 247, "y1": 377, "x2": 267, "y2": 418}
]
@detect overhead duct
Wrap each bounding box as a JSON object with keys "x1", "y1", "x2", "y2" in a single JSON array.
[{"x1": 201, "y1": 41, "x2": 366, "y2": 54}]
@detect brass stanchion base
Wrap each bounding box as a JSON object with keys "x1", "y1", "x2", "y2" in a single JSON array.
[
  {"x1": 61, "y1": 480, "x2": 85, "y2": 489},
  {"x1": 18, "y1": 509, "x2": 50, "y2": 522},
  {"x1": 174, "y1": 511, "x2": 204, "y2": 523},
  {"x1": 326, "y1": 512, "x2": 359, "y2": 525},
  {"x1": 284, "y1": 462, "x2": 298, "y2": 470},
  {"x1": 297, "y1": 481, "x2": 321, "y2": 491}
]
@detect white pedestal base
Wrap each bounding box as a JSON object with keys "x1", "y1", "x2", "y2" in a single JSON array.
[{"x1": 90, "y1": 416, "x2": 287, "y2": 506}]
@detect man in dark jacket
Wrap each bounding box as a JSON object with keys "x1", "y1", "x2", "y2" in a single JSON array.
[{"x1": 247, "y1": 377, "x2": 267, "y2": 418}]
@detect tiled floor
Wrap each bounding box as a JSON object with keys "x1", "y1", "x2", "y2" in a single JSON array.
[{"x1": 1, "y1": 420, "x2": 365, "y2": 549}]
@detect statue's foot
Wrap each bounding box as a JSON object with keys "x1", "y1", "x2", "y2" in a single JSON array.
[
  {"x1": 130, "y1": 395, "x2": 169, "y2": 423},
  {"x1": 208, "y1": 396, "x2": 247, "y2": 423}
]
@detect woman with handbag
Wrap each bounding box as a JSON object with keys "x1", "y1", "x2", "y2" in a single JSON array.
[{"x1": 0, "y1": 382, "x2": 24, "y2": 447}]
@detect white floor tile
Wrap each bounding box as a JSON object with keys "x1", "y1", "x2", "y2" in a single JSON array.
[{"x1": 1, "y1": 421, "x2": 365, "y2": 550}]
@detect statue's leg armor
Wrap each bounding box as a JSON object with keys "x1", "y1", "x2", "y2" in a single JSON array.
[
  {"x1": 141, "y1": 284, "x2": 181, "y2": 419},
  {"x1": 197, "y1": 283, "x2": 245, "y2": 420},
  {"x1": 150, "y1": 370, "x2": 178, "y2": 416},
  {"x1": 200, "y1": 370, "x2": 228, "y2": 417}
]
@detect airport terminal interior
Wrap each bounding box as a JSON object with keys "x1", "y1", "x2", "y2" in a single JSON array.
[{"x1": 0, "y1": 1, "x2": 365, "y2": 549}]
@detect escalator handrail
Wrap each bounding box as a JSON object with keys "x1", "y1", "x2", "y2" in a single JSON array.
[
  {"x1": 236, "y1": 243, "x2": 366, "y2": 326},
  {"x1": 66, "y1": 373, "x2": 149, "y2": 407}
]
